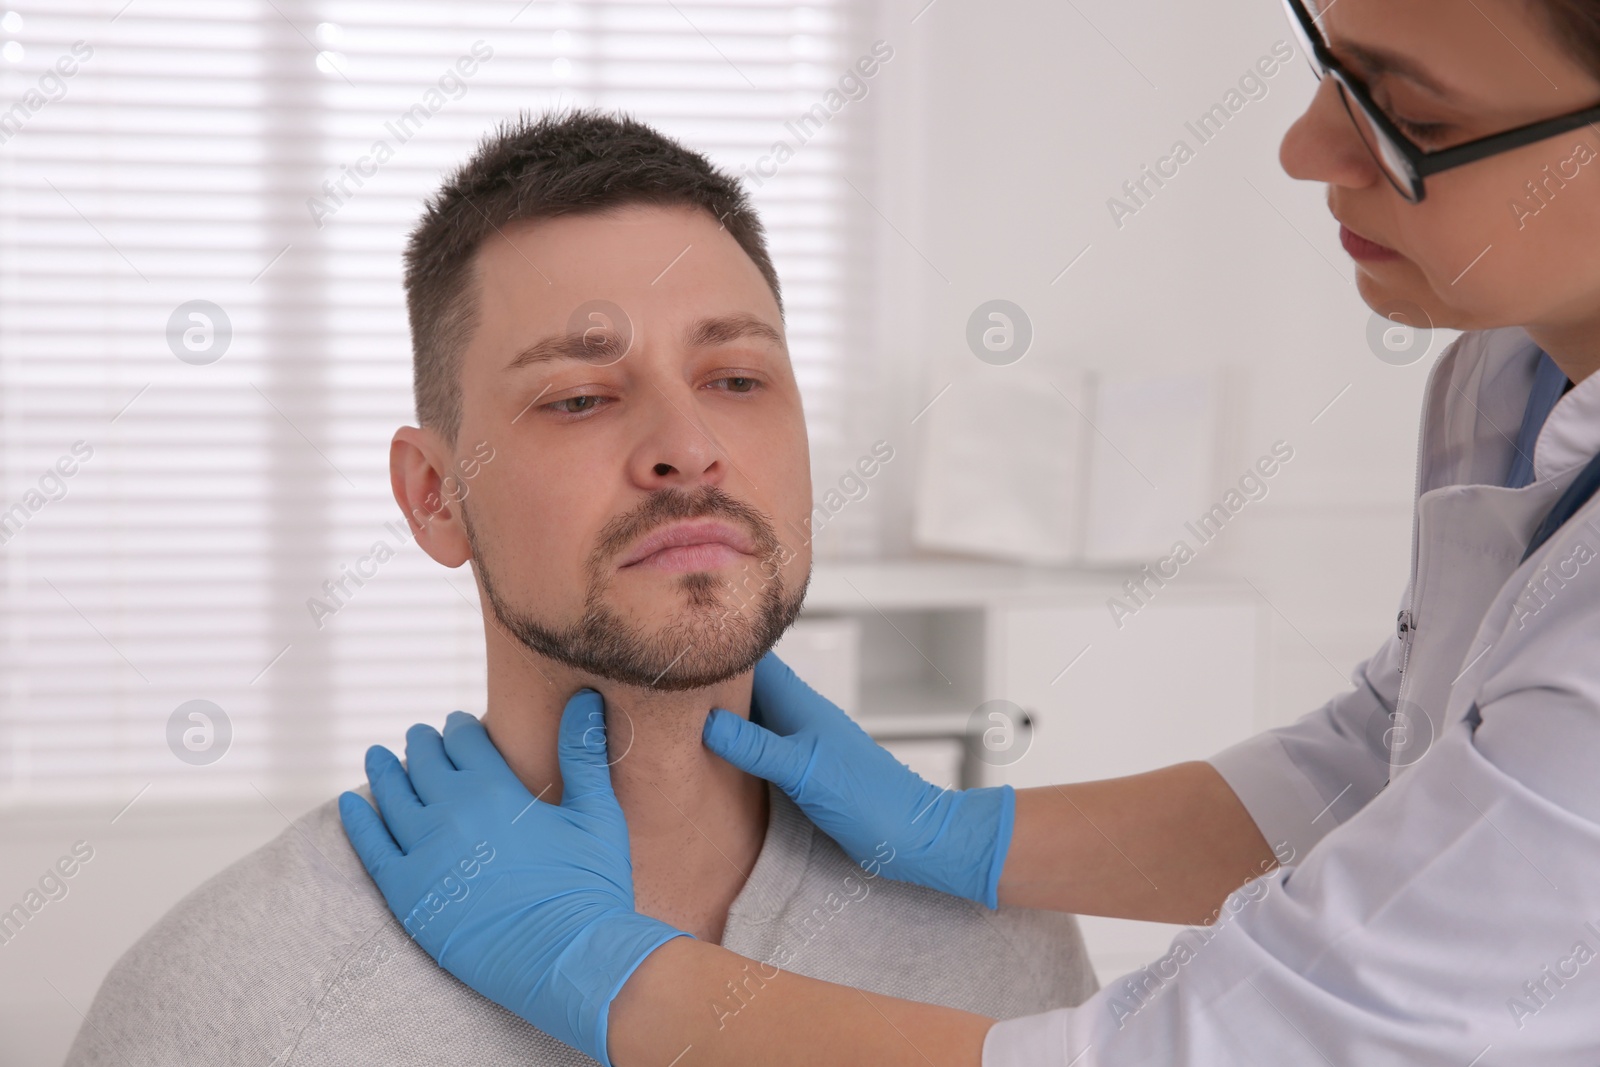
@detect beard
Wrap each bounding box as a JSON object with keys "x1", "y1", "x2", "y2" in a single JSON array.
[{"x1": 462, "y1": 484, "x2": 808, "y2": 691}]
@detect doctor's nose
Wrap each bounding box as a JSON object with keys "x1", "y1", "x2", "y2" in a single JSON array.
[{"x1": 1279, "y1": 76, "x2": 1384, "y2": 191}]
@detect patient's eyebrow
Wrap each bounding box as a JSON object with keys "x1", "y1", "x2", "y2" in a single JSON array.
[
  {"x1": 683, "y1": 313, "x2": 785, "y2": 352},
  {"x1": 504, "y1": 330, "x2": 627, "y2": 371},
  {"x1": 505, "y1": 312, "x2": 784, "y2": 372}
]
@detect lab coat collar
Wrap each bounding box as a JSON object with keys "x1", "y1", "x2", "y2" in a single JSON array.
[{"x1": 1434, "y1": 326, "x2": 1600, "y2": 493}]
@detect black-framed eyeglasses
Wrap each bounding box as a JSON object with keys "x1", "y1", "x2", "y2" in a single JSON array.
[{"x1": 1282, "y1": 0, "x2": 1600, "y2": 202}]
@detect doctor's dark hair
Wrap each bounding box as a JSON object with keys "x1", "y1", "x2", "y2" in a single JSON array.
[{"x1": 402, "y1": 108, "x2": 783, "y2": 442}]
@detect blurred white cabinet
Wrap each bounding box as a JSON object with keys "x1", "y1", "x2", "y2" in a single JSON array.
[
  {"x1": 988, "y1": 603, "x2": 1260, "y2": 789},
  {"x1": 795, "y1": 559, "x2": 1264, "y2": 981},
  {"x1": 797, "y1": 560, "x2": 1264, "y2": 786}
]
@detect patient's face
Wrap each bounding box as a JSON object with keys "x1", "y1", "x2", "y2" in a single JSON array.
[{"x1": 452, "y1": 204, "x2": 812, "y2": 690}]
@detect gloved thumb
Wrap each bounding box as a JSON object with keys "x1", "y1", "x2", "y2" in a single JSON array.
[
  {"x1": 702, "y1": 707, "x2": 811, "y2": 794},
  {"x1": 556, "y1": 689, "x2": 620, "y2": 818}
]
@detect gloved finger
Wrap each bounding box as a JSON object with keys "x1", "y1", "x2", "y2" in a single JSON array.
[
  {"x1": 556, "y1": 689, "x2": 622, "y2": 819},
  {"x1": 364, "y1": 745, "x2": 427, "y2": 852},
  {"x1": 702, "y1": 707, "x2": 812, "y2": 794},
  {"x1": 441, "y1": 710, "x2": 521, "y2": 786},
  {"x1": 338, "y1": 790, "x2": 402, "y2": 884},
  {"x1": 404, "y1": 721, "x2": 457, "y2": 805},
  {"x1": 752, "y1": 649, "x2": 840, "y2": 734}
]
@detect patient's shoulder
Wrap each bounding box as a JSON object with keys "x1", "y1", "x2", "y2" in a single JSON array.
[
  {"x1": 62, "y1": 796, "x2": 584, "y2": 1067},
  {"x1": 725, "y1": 791, "x2": 1100, "y2": 1018}
]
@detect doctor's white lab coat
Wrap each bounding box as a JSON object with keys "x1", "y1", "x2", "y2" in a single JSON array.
[{"x1": 985, "y1": 326, "x2": 1600, "y2": 1066}]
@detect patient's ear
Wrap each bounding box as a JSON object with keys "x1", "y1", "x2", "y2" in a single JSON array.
[{"x1": 391, "y1": 425, "x2": 472, "y2": 567}]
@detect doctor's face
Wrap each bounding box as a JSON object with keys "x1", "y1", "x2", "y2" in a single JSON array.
[
  {"x1": 1278, "y1": 0, "x2": 1600, "y2": 342},
  {"x1": 399, "y1": 204, "x2": 814, "y2": 690}
]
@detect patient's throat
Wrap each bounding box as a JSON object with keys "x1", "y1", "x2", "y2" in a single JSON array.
[
  {"x1": 627, "y1": 782, "x2": 769, "y2": 945},
  {"x1": 632, "y1": 849, "x2": 742, "y2": 944}
]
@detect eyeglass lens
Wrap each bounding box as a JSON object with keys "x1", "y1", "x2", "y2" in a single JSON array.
[{"x1": 1332, "y1": 77, "x2": 1421, "y2": 200}]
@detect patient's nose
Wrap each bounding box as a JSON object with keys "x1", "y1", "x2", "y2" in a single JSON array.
[{"x1": 629, "y1": 398, "x2": 726, "y2": 489}]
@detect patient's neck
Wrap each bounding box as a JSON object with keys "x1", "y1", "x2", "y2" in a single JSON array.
[{"x1": 479, "y1": 632, "x2": 768, "y2": 945}]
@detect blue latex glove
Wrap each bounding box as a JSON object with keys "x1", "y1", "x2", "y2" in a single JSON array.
[
  {"x1": 702, "y1": 650, "x2": 1015, "y2": 909},
  {"x1": 338, "y1": 690, "x2": 689, "y2": 1067}
]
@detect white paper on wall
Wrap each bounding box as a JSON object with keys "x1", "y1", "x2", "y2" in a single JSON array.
[{"x1": 912, "y1": 370, "x2": 1087, "y2": 565}]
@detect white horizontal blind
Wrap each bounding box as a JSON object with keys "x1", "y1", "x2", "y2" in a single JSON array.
[{"x1": 0, "y1": 0, "x2": 874, "y2": 805}]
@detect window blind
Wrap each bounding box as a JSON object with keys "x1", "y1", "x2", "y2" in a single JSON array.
[{"x1": 0, "y1": 0, "x2": 875, "y2": 806}]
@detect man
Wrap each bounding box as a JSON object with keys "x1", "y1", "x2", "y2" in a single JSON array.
[{"x1": 64, "y1": 110, "x2": 1098, "y2": 1066}]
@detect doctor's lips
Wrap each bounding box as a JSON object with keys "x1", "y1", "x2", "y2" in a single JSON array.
[
  {"x1": 617, "y1": 519, "x2": 760, "y2": 573},
  {"x1": 1339, "y1": 222, "x2": 1401, "y2": 262}
]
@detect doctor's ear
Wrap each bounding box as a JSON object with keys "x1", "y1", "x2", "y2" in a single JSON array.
[{"x1": 390, "y1": 425, "x2": 473, "y2": 568}]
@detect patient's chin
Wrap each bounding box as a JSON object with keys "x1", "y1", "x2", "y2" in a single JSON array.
[{"x1": 490, "y1": 571, "x2": 806, "y2": 692}]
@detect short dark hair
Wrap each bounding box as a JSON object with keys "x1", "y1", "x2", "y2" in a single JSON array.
[{"x1": 403, "y1": 108, "x2": 783, "y2": 441}]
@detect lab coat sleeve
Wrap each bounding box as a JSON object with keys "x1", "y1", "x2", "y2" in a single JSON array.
[
  {"x1": 984, "y1": 710, "x2": 1600, "y2": 1067},
  {"x1": 1204, "y1": 616, "x2": 1400, "y2": 862},
  {"x1": 1469, "y1": 512, "x2": 1600, "y2": 826}
]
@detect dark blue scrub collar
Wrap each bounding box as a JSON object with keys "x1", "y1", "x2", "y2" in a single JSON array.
[{"x1": 1504, "y1": 349, "x2": 1573, "y2": 490}]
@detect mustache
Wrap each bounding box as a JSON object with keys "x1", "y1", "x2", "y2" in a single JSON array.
[{"x1": 587, "y1": 485, "x2": 781, "y2": 571}]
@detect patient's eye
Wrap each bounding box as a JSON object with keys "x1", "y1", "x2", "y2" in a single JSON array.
[
  {"x1": 549, "y1": 394, "x2": 607, "y2": 415},
  {"x1": 712, "y1": 376, "x2": 758, "y2": 393}
]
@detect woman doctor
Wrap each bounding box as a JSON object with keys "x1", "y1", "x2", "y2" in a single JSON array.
[{"x1": 339, "y1": 0, "x2": 1600, "y2": 1062}]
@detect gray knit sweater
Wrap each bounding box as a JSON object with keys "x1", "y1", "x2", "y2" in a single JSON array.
[{"x1": 64, "y1": 784, "x2": 1099, "y2": 1066}]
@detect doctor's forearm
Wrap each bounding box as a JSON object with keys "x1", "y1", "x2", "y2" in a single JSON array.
[
  {"x1": 609, "y1": 937, "x2": 991, "y2": 1067},
  {"x1": 999, "y1": 760, "x2": 1275, "y2": 924}
]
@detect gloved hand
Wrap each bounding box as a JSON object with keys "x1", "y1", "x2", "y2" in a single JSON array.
[
  {"x1": 338, "y1": 690, "x2": 688, "y2": 1067},
  {"x1": 702, "y1": 650, "x2": 1015, "y2": 909}
]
